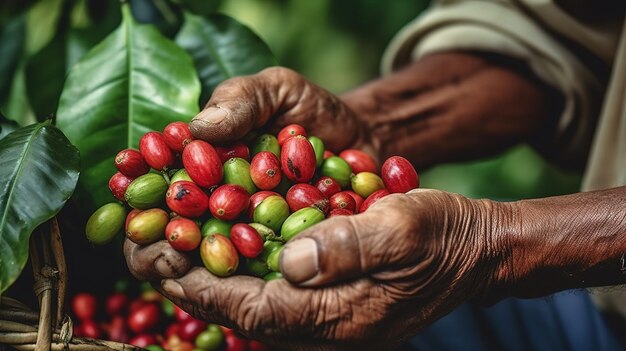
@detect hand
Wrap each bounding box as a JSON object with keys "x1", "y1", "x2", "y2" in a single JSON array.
[
  {"x1": 189, "y1": 53, "x2": 561, "y2": 169},
  {"x1": 125, "y1": 189, "x2": 514, "y2": 351},
  {"x1": 188, "y1": 67, "x2": 368, "y2": 153},
  {"x1": 341, "y1": 52, "x2": 563, "y2": 169}
]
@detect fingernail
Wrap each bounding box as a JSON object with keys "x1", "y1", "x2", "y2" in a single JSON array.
[
  {"x1": 162, "y1": 279, "x2": 185, "y2": 299},
  {"x1": 193, "y1": 107, "x2": 228, "y2": 125},
  {"x1": 155, "y1": 257, "x2": 174, "y2": 277},
  {"x1": 280, "y1": 238, "x2": 319, "y2": 284}
]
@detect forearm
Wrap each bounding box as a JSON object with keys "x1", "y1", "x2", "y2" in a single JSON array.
[
  {"x1": 341, "y1": 52, "x2": 562, "y2": 169},
  {"x1": 508, "y1": 187, "x2": 626, "y2": 298}
]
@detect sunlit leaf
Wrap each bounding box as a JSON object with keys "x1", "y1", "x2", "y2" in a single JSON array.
[{"x1": 56, "y1": 4, "x2": 200, "y2": 213}]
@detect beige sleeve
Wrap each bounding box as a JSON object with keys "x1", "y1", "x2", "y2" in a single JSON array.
[{"x1": 381, "y1": 0, "x2": 606, "y2": 168}]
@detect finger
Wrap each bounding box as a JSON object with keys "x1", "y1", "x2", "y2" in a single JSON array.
[
  {"x1": 158, "y1": 267, "x2": 313, "y2": 336},
  {"x1": 189, "y1": 67, "x2": 299, "y2": 144},
  {"x1": 123, "y1": 239, "x2": 192, "y2": 281},
  {"x1": 159, "y1": 267, "x2": 263, "y2": 329},
  {"x1": 279, "y1": 194, "x2": 421, "y2": 287},
  {"x1": 158, "y1": 267, "x2": 379, "y2": 348},
  {"x1": 189, "y1": 67, "x2": 361, "y2": 151}
]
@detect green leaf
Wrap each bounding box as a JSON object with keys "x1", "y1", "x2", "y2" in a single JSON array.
[
  {"x1": 56, "y1": 4, "x2": 200, "y2": 212},
  {"x1": 0, "y1": 14, "x2": 25, "y2": 106},
  {"x1": 0, "y1": 113, "x2": 18, "y2": 140},
  {"x1": 23, "y1": 0, "x2": 70, "y2": 120},
  {"x1": 24, "y1": 32, "x2": 67, "y2": 119},
  {"x1": 25, "y1": 0, "x2": 64, "y2": 55},
  {"x1": 1, "y1": 65, "x2": 37, "y2": 127},
  {"x1": 0, "y1": 122, "x2": 80, "y2": 293},
  {"x1": 176, "y1": 12, "x2": 277, "y2": 105},
  {"x1": 24, "y1": 0, "x2": 122, "y2": 119}
]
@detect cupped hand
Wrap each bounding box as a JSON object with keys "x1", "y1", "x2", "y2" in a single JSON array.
[
  {"x1": 124, "y1": 189, "x2": 516, "y2": 351},
  {"x1": 189, "y1": 67, "x2": 367, "y2": 153}
]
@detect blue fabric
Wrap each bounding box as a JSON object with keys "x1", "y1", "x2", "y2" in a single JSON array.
[{"x1": 406, "y1": 290, "x2": 622, "y2": 351}]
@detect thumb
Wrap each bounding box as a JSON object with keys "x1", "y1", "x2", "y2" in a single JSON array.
[{"x1": 279, "y1": 195, "x2": 417, "y2": 287}]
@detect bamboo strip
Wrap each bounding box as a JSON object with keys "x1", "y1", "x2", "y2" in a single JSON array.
[
  {"x1": 50, "y1": 218, "x2": 68, "y2": 327},
  {"x1": 0, "y1": 320, "x2": 38, "y2": 333}
]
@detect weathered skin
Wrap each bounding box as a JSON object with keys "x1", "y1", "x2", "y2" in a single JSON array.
[
  {"x1": 124, "y1": 187, "x2": 626, "y2": 350},
  {"x1": 188, "y1": 67, "x2": 364, "y2": 153},
  {"x1": 123, "y1": 53, "x2": 626, "y2": 350},
  {"x1": 127, "y1": 189, "x2": 511, "y2": 350}
]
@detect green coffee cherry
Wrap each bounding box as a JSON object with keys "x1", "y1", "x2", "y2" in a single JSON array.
[
  {"x1": 170, "y1": 168, "x2": 193, "y2": 183},
  {"x1": 308, "y1": 136, "x2": 325, "y2": 168},
  {"x1": 86, "y1": 202, "x2": 126, "y2": 245},
  {"x1": 281, "y1": 207, "x2": 325, "y2": 241},
  {"x1": 321, "y1": 156, "x2": 352, "y2": 188},
  {"x1": 223, "y1": 157, "x2": 256, "y2": 194},
  {"x1": 125, "y1": 173, "x2": 168, "y2": 209},
  {"x1": 253, "y1": 196, "x2": 290, "y2": 232},
  {"x1": 201, "y1": 218, "x2": 233, "y2": 238},
  {"x1": 251, "y1": 134, "x2": 280, "y2": 158}
]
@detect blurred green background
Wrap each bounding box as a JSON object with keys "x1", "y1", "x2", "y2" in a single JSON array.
[{"x1": 0, "y1": 0, "x2": 582, "y2": 201}]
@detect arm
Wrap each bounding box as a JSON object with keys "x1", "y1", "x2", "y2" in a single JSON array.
[
  {"x1": 379, "y1": 0, "x2": 612, "y2": 169},
  {"x1": 506, "y1": 187, "x2": 626, "y2": 299},
  {"x1": 341, "y1": 52, "x2": 563, "y2": 169}
]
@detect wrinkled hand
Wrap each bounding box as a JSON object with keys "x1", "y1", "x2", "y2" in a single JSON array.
[
  {"x1": 188, "y1": 67, "x2": 368, "y2": 153},
  {"x1": 125, "y1": 189, "x2": 515, "y2": 350},
  {"x1": 188, "y1": 53, "x2": 561, "y2": 170}
]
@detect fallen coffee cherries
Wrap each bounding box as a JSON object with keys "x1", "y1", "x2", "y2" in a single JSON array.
[{"x1": 70, "y1": 284, "x2": 270, "y2": 351}]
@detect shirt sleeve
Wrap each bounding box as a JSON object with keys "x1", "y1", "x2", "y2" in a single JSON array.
[{"x1": 381, "y1": 0, "x2": 607, "y2": 168}]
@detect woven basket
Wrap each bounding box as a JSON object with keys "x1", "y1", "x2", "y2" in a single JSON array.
[{"x1": 0, "y1": 218, "x2": 142, "y2": 351}]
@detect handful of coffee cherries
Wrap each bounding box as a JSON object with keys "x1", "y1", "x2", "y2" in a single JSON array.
[{"x1": 86, "y1": 122, "x2": 419, "y2": 280}]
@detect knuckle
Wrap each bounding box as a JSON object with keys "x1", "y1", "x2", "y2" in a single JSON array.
[
  {"x1": 213, "y1": 77, "x2": 245, "y2": 96},
  {"x1": 374, "y1": 193, "x2": 411, "y2": 207},
  {"x1": 220, "y1": 75, "x2": 248, "y2": 88},
  {"x1": 260, "y1": 66, "x2": 298, "y2": 79},
  {"x1": 210, "y1": 77, "x2": 251, "y2": 101},
  {"x1": 360, "y1": 194, "x2": 425, "y2": 257},
  {"x1": 330, "y1": 218, "x2": 357, "y2": 243}
]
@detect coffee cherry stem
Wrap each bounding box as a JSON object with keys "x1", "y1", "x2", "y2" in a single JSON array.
[
  {"x1": 265, "y1": 233, "x2": 286, "y2": 243},
  {"x1": 161, "y1": 170, "x2": 171, "y2": 185}
]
